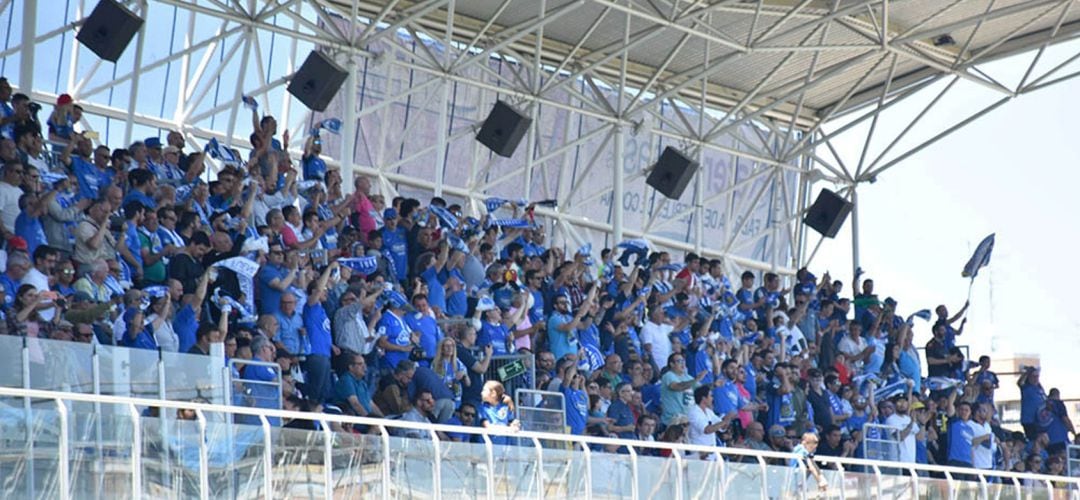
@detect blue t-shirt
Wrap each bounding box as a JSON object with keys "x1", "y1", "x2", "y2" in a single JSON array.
[
  {"x1": 743, "y1": 364, "x2": 757, "y2": 398},
  {"x1": 0, "y1": 274, "x2": 18, "y2": 308},
  {"x1": 302, "y1": 155, "x2": 327, "y2": 181},
  {"x1": 121, "y1": 327, "x2": 158, "y2": 350},
  {"x1": 72, "y1": 157, "x2": 112, "y2": 201},
  {"x1": 480, "y1": 402, "x2": 515, "y2": 445},
  {"x1": 242, "y1": 357, "x2": 280, "y2": 426},
  {"x1": 15, "y1": 212, "x2": 46, "y2": 256},
  {"x1": 1039, "y1": 400, "x2": 1070, "y2": 446},
  {"x1": 946, "y1": 417, "x2": 975, "y2": 465},
  {"x1": 607, "y1": 399, "x2": 636, "y2": 439},
  {"x1": 381, "y1": 227, "x2": 408, "y2": 282},
  {"x1": 479, "y1": 320, "x2": 511, "y2": 356},
  {"x1": 256, "y1": 263, "x2": 288, "y2": 315},
  {"x1": 767, "y1": 382, "x2": 795, "y2": 429},
  {"x1": 546, "y1": 312, "x2": 578, "y2": 361},
  {"x1": 122, "y1": 190, "x2": 156, "y2": 210},
  {"x1": 421, "y1": 266, "x2": 447, "y2": 313},
  {"x1": 1020, "y1": 383, "x2": 1046, "y2": 425},
  {"x1": 445, "y1": 289, "x2": 467, "y2": 317},
  {"x1": 561, "y1": 384, "x2": 589, "y2": 435},
  {"x1": 845, "y1": 411, "x2": 869, "y2": 435},
  {"x1": 173, "y1": 303, "x2": 198, "y2": 353},
  {"x1": 377, "y1": 311, "x2": 412, "y2": 370},
  {"x1": 690, "y1": 348, "x2": 714, "y2": 386},
  {"x1": 713, "y1": 380, "x2": 742, "y2": 416},
  {"x1": 405, "y1": 312, "x2": 442, "y2": 361},
  {"x1": 303, "y1": 302, "x2": 333, "y2": 357}
]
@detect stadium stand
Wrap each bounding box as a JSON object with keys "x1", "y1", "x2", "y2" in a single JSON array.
[{"x1": 0, "y1": 80, "x2": 1079, "y2": 498}]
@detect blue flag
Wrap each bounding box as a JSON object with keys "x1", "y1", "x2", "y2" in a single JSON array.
[
  {"x1": 241, "y1": 95, "x2": 258, "y2": 111},
  {"x1": 320, "y1": 118, "x2": 342, "y2": 134},
  {"x1": 962, "y1": 233, "x2": 995, "y2": 278},
  {"x1": 337, "y1": 257, "x2": 379, "y2": 275},
  {"x1": 142, "y1": 285, "x2": 169, "y2": 298}
]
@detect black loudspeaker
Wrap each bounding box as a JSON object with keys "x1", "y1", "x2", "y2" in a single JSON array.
[
  {"x1": 287, "y1": 51, "x2": 348, "y2": 112},
  {"x1": 803, "y1": 188, "x2": 853, "y2": 238},
  {"x1": 646, "y1": 146, "x2": 698, "y2": 200},
  {"x1": 476, "y1": 100, "x2": 532, "y2": 158},
  {"x1": 76, "y1": 0, "x2": 144, "y2": 63}
]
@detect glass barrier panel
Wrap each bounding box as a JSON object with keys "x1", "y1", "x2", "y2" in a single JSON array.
[
  {"x1": 328, "y1": 430, "x2": 384, "y2": 498},
  {"x1": 66, "y1": 410, "x2": 137, "y2": 499},
  {"x1": 160, "y1": 350, "x2": 225, "y2": 404},
  {"x1": 29, "y1": 338, "x2": 94, "y2": 394},
  {"x1": 679, "y1": 453, "x2": 723, "y2": 500},
  {"x1": 489, "y1": 440, "x2": 544, "y2": 499},
  {"x1": 98, "y1": 346, "x2": 160, "y2": 399},
  {"x1": 538, "y1": 444, "x2": 582, "y2": 498},
  {"x1": 633, "y1": 451, "x2": 680, "y2": 500},
  {"x1": 385, "y1": 434, "x2": 438, "y2": 499},
  {"x1": 720, "y1": 455, "x2": 772, "y2": 498},
  {"x1": 270, "y1": 423, "x2": 327, "y2": 498}
]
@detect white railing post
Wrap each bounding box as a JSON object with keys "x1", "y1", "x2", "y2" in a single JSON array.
[
  {"x1": 481, "y1": 434, "x2": 495, "y2": 500},
  {"x1": 977, "y1": 472, "x2": 989, "y2": 500},
  {"x1": 908, "y1": 465, "x2": 919, "y2": 498},
  {"x1": 579, "y1": 440, "x2": 593, "y2": 500},
  {"x1": 871, "y1": 464, "x2": 883, "y2": 498},
  {"x1": 837, "y1": 462, "x2": 847, "y2": 500},
  {"x1": 195, "y1": 409, "x2": 209, "y2": 500},
  {"x1": 943, "y1": 470, "x2": 955, "y2": 500},
  {"x1": 756, "y1": 456, "x2": 769, "y2": 500},
  {"x1": 1010, "y1": 476, "x2": 1021, "y2": 500},
  {"x1": 672, "y1": 447, "x2": 684, "y2": 500},
  {"x1": 56, "y1": 398, "x2": 70, "y2": 500},
  {"x1": 531, "y1": 436, "x2": 546, "y2": 500},
  {"x1": 321, "y1": 419, "x2": 333, "y2": 497},
  {"x1": 1045, "y1": 479, "x2": 1054, "y2": 499},
  {"x1": 259, "y1": 415, "x2": 273, "y2": 498},
  {"x1": 379, "y1": 426, "x2": 391, "y2": 499},
  {"x1": 627, "y1": 440, "x2": 639, "y2": 500},
  {"x1": 128, "y1": 403, "x2": 142, "y2": 500},
  {"x1": 432, "y1": 429, "x2": 443, "y2": 499}
]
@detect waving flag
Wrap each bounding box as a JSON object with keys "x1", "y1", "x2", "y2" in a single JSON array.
[
  {"x1": 319, "y1": 118, "x2": 343, "y2": 134},
  {"x1": 617, "y1": 239, "x2": 650, "y2": 267},
  {"x1": 338, "y1": 256, "x2": 379, "y2": 275},
  {"x1": 204, "y1": 138, "x2": 239, "y2": 165},
  {"x1": 241, "y1": 95, "x2": 258, "y2": 111},
  {"x1": 577, "y1": 243, "x2": 592, "y2": 257},
  {"x1": 907, "y1": 309, "x2": 932, "y2": 323},
  {"x1": 213, "y1": 256, "x2": 261, "y2": 313},
  {"x1": 962, "y1": 233, "x2": 995, "y2": 278},
  {"x1": 428, "y1": 205, "x2": 459, "y2": 230},
  {"x1": 142, "y1": 285, "x2": 169, "y2": 298}
]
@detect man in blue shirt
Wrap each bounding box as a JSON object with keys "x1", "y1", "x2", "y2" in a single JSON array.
[
  {"x1": 377, "y1": 290, "x2": 417, "y2": 371},
  {"x1": 547, "y1": 291, "x2": 593, "y2": 362},
  {"x1": 273, "y1": 291, "x2": 304, "y2": 356},
  {"x1": 122, "y1": 169, "x2": 157, "y2": 210},
  {"x1": 408, "y1": 364, "x2": 456, "y2": 423},
  {"x1": 301, "y1": 262, "x2": 339, "y2": 403},
  {"x1": 302, "y1": 134, "x2": 327, "y2": 181},
  {"x1": 1018, "y1": 367, "x2": 1047, "y2": 439},
  {"x1": 381, "y1": 209, "x2": 408, "y2": 284},
  {"x1": 256, "y1": 244, "x2": 299, "y2": 314},
  {"x1": 243, "y1": 336, "x2": 282, "y2": 426},
  {"x1": 335, "y1": 352, "x2": 383, "y2": 417},
  {"x1": 946, "y1": 401, "x2": 988, "y2": 477},
  {"x1": 476, "y1": 296, "x2": 524, "y2": 356},
  {"x1": 405, "y1": 293, "x2": 443, "y2": 364}
]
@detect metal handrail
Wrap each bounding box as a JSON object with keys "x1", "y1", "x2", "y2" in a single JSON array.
[{"x1": 2, "y1": 385, "x2": 1078, "y2": 500}]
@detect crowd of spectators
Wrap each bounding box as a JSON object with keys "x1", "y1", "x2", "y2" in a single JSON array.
[{"x1": 0, "y1": 77, "x2": 1076, "y2": 482}]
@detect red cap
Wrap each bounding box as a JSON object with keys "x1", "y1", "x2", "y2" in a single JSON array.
[
  {"x1": 7, "y1": 236, "x2": 28, "y2": 251},
  {"x1": 57, "y1": 93, "x2": 74, "y2": 106}
]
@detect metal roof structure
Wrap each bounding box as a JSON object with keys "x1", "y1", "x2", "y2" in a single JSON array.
[{"x1": 4, "y1": 0, "x2": 1080, "y2": 274}]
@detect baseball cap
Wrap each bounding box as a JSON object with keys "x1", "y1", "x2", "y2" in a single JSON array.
[
  {"x1": 384, "y1": 208, "x2": 398, "y2": 219},
  {"x1": 57, "y1": 93, "x2": 74, "y2": 106},
  {"x1": 7, "y1": 236, "x2": 28, "y2": 251},
  {"x1": 145, "y1": 137, "x2": 162, "y2": 149}
]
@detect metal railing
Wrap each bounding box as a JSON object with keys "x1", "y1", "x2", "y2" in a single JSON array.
[
  {"x1": 0, "y1": 386, "x2": 1077, "y2": 500},
  {"x1": 485, "y1": 353, "x2": 536, "y2": 402},
  {"x1": 862, "y1": 423, "x2": 901, "y2": 462}
]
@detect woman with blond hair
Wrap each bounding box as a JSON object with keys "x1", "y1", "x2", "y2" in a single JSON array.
[{"x1": 432, "y1": 337, "x2": 468, "y2": 406}]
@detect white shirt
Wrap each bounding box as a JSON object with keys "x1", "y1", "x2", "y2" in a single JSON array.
[
  {"x1": 837, "y1": 334, "x2": 868, "y2": 359},
  {"x1": 0, "y1": 181, "x2": 23, "y2": 232},
  {"x1": 971, "y1": 420, "x2": 994, "y2": 469},
  {"x1": 688, "y1": 404, "x2": 720, "y2": 447},
  {"x1": 884, "y1": 413, "x2": 918, "y2": 463},
  {"x1": 641, "y1": 320, "x2": 674, "y2": 366},
  {"x1": 150, "y1": 314, "x2": 179, "y2": 352},
  {"x1": 21, "y1": 267, "x2": 55, "y2": 321}
]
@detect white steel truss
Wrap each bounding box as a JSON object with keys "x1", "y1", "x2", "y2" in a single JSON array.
[{"x1": 3, "y1": 0, "x2": 1080, "y2": 276}]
